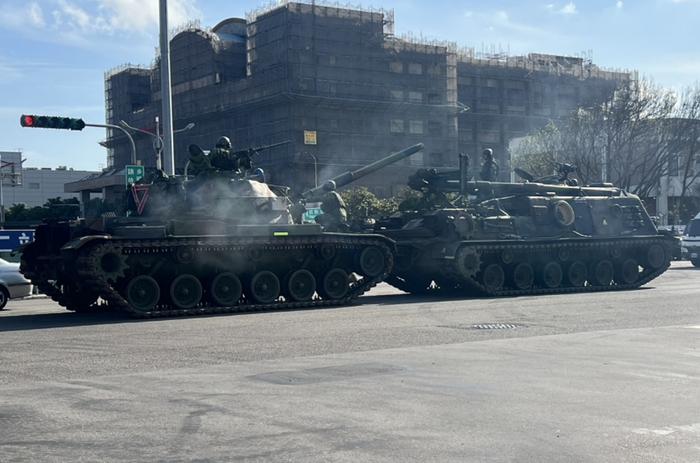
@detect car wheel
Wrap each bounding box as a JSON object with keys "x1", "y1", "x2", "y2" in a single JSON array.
[{"x1": 0, "y1": 286, "x2": 9, "y2": 310}]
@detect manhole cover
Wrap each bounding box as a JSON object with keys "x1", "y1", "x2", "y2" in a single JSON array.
[{"x1": 471, "y1": 323, "x2": 523, "y2": 330}]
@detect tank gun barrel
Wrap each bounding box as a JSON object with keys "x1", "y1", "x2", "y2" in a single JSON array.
[
  {"x1": 302, "y1": 143, "x2": 424, "y2": 198},
  {"x1": 232, "y1": 140, "x2": 290, "y2": 157},
  {"x1": 460, "y1": 180, "x2": 623, "y2": 197}
]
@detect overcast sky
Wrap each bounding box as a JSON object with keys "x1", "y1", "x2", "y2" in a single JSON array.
[{"x1": 0, "y1": 0, "x2": 698, "y2": 171}]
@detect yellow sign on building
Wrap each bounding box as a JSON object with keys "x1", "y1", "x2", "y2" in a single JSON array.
[{"x1": 304, "y1": 130, "x2": 317, "y2": 145}]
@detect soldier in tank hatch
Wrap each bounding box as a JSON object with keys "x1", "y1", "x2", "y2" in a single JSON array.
[
  {"x1": 208, "y1": 136, "x2": 240, "y2": 173},
  {"x1": 315, "y1": 180, "x2": 348, "y2": 232},
  {"x1": 479, "y1": 148, "x2": 500, "y2": 182}
]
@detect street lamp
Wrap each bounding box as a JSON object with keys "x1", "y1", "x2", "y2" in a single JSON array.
[{"x1": 120, "y1": 119, "x2": 195, "y2": 169}]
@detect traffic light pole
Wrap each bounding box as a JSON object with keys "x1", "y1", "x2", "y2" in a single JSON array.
[
  {"x1": 159, "y1": 0, "x2": 175, "y2": 176},
  {"x1": 20, "y1": 116, "x2": 138, "y2": 166},
  {"x1": 85, "y1": 123, "x2": 137, "y2": 165}
]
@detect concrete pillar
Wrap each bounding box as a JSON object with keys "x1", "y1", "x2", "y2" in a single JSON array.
[{"x1": 80, "y1": 191, "x2": 91, "y2": 218}]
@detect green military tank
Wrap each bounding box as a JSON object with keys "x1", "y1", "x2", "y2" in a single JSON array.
[
  {"x1": 20, "y1": 142, "x2": 424, "y2": 318},
  {"x1": 376, "y1": 156, "x2": 676, "y2": 297}
]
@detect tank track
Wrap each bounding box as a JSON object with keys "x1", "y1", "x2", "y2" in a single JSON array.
[
  {"x1": 20, "y1": 249, "x2": 101, "y2": 313},
  {"x1": 387, "y1": 235, "x2": 672, "y2": 297},
  {"x1": 70, "y1": 234, "x2": 393, "y2": 318}
]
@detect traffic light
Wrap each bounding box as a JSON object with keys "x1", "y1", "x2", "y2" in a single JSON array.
[{"x1": 20, "y1": 114, "x2": 86, "y2": 131}]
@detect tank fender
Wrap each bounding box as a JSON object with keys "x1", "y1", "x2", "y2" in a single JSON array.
[{"x1": 61, "y1": 235, "x2": 111, "y2": 252}]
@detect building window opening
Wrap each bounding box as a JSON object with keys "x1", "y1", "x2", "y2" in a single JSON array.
[
  {"x1": 390, "y1": 119, "x2": 405, "y2": 134},
  {"x1": 409, "y1": 120, "x2": 424, "y2": 134}
]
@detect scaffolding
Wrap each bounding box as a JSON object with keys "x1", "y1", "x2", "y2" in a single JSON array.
[
  {"x1": 247, "y1": 1, "x2": 395, "y2": 36},
  {"x1": 457, "y1": 49, "x2": 635, "y2": 82},
  {"x1": 104, "y1": 0, "x2": 635, "y2": 189}
]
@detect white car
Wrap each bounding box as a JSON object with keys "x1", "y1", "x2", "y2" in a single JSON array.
[
  {"x1": 681, "y1": 213, "x2": 700, "y2": 267},
  {"x1": 0, "y1": 258, "x2": 33, "y2": 310}
]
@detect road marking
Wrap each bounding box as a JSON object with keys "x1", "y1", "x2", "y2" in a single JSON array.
[{"x1": 632, "y1": 423, "x2": 700, "y2": 436}]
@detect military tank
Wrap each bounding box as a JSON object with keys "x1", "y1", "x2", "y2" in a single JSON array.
[
  {"x1": 376, "y1": 155, "x2": 676, "y2": 297},
  {"x1": 20, "y1": 143, "x2": 424, "y2": 318}
]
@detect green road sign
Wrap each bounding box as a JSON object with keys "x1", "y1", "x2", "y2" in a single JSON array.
[
  {"x1": 126, "y1": 165, "x2": 145, "y2": 185},
  {"x1": 303, "y1": 202, "x2": 323, "y2": 223}
]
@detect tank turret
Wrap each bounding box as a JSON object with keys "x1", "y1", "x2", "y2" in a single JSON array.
[{"x1": 20, "y1": 137, "x2": 397, "y2": 318}]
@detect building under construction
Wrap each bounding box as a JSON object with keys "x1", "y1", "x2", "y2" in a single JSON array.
[{"x1": 104, "y1": 1, "x2": 632, "y2": 195}]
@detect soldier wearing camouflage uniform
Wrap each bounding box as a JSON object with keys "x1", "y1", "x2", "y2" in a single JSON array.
[
  {"x1": 479, "y1": 148, "x2": 500, "y2": 182},
  {"x1": 316, "y1": 180, "x2": 348, "y2": 231}
]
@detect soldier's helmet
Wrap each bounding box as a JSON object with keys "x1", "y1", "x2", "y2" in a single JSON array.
[
  {"x1": 482, "y1": 148, "x2": 494, "y2": 159},
  {"x1": 216, "y1": 136, "x2": 232, "y2": 149},
  {"x1": 253, "y1": 168, "x2": 266, "y2": 182},
  {"x1": 323, "y1": 180, "x2": 337, "y2": 192}
]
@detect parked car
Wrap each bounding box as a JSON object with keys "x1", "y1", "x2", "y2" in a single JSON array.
[
  {"x1": 0, "y1": 258, "x2": 33, "y2": 309},
  {"x1": 681, "y1": 213, "x2": 700, "y2": 267}
]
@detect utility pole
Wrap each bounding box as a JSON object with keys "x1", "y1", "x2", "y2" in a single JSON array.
[{"x1": 159, "y1": 0, "x2": 175, "y2": 175}]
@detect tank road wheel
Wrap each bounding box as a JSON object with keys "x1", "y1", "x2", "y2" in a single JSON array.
[
  {"x1": 286, "y1": 270, "x2": 316, "y2": 302},
  {"x1": 95, "y1": 245, "x2": 128, "y2": 282},
  {"x1": 318, "y1": 244, "x2": 337, "y2": 261},
  {"x1": 481, "y1": 264, "x2": 505, "y2": 293},
  {"x1": 126, "y1": 276, "x2": 161, "y2": 313},
  {"x1": 512, "y1": 262, "x2": 534, "y2": 290},
  {"x1": 176, "y1": 247, "x2": 195, "y2": 265},
  {"x1": 566, "y1": 261, "x2": 588, "y2": 287},
  {"x1": 456, "y1": 247, "x2": 482, "y2": 280},
  {"x1": 645, "y1": 244, "x2": 666, "y2": 270},
  {"x1": 249, "y1": 271, "x2": 281, "y2": 304},
  {"x1": 359, "y1": 246, "x2": 386, "y2": 278},
  {"x1": 541, "y1": 261, "x2": 563, "y2": 289},
  {"x1": 591, "y1": 260, "x2": 614, "y2": 286},
  {"x1": 558, "y1": 248, "x2": 572, "y2": 263},
  {"x1": 170, "y1": 274, "x2": 203, "y2": 309},
  {"x1": 501, "y1": 250, "x2": 515, "y2": 265},
  {"x1": 616, "y1": 259, "x2": 640, "y2": 285},
  {"x1": 320, "y1": 268, "x2": 349, "y2": 300},
  {"x1": 210, "y1": 272, "x2": 242, "y2": 306}
]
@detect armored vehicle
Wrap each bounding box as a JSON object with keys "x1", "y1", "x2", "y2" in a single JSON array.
[
  {"x1": 377, "y1": 156, "x2": 675, "y2": 296},
  {"x1": 20, "y1": 143, "x2": 424, "y2": 317}
]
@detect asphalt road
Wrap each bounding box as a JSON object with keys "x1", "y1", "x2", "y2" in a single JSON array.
[{"x1": 1, "y1": 262, "x2": 698, "y2": 462}]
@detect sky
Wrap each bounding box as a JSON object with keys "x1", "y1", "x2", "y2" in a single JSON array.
[{"x1": 0, "y1": 0, "x2": 698, "y2": 171}]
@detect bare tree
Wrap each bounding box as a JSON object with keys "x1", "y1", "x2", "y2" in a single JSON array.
[
  {"x1": 667, "y1": 86, "x2": 700, "y2": 221},
  {"x1": 512, "y1": 78, "x2": 678, "y2": 196}
]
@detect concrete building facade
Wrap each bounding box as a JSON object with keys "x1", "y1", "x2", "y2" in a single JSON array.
[
  {"x1": 104, "y1": 1, "x2": 631, "y2": 195},
  {"x1": 0, "y1": 151, "x2": 99, "y2": 208}
]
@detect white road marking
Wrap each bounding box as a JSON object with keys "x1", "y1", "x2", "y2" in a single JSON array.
[{"x1": 632, "y1": 423, "x2": 700, "y2": 436}]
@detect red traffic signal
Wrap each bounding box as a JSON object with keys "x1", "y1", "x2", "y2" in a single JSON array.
[
  {"x1": 20, "y1": 115, "x2": 35, "y2": 127},
  {"x1": 20, "y1": 114, "x2": 86, "y2": 131}
]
